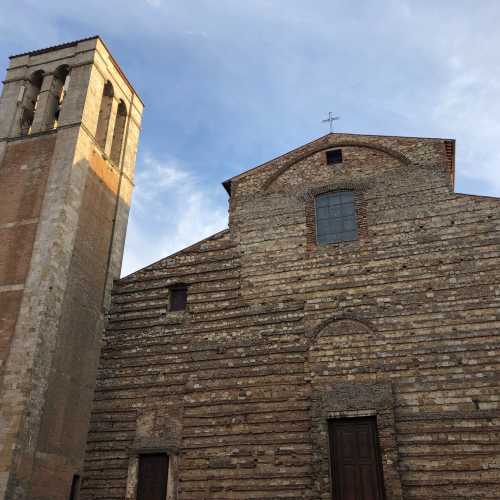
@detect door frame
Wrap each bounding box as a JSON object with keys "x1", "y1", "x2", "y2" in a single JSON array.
[{"x1": 309, "y1": 383, "x2": 403, "y2": 500}]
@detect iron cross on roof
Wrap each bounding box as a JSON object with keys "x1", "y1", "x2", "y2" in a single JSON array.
[{"x1": 322, "y1": 112, "x2": 340, "y2": 133}]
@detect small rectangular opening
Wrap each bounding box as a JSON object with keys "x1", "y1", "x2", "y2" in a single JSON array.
[
  {"x1": 326, "y1": 149, "x2": 342, "y2": 165},
  {"x1": 169, "y1": 285, "x2": 188, "y2": 311},
  {"x1": 68, "y1": 475, "x2": 80, "y2": 500}
]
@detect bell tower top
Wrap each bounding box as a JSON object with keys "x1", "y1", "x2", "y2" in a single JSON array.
[{"x1": 0, "y1": 36, "x2": 143, "y2": 179}]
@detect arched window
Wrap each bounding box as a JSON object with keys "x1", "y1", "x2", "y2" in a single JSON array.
[
  {"x1": 95, "y1": 81, "x2": 114, "y2": 149},
  {"x1": 47, "y1": 65, "x2": 71, "y2": 129},
  {"x1": 315, "y1": 191, "x2": 357, "y2": 244},
  {"x1": 110, "y1": 100, "x2": 127, "y2": 165},
  {"x1": 19, "y1": 70, "x2": 44, "y2": 135}
]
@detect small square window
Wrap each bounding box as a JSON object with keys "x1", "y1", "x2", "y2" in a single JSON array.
[
  {"x1": 326, "y1": 149, "x2": 342, "y2": 165},
  {"x1": 169, "y1": 285, "x2": 187, "y2": 311}
]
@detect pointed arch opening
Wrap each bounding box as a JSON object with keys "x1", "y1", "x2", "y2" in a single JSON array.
[
  {"x1": 110, "y1": 99, "x2": 127, "y2": 165},
  {"x1": 95, "y1": 81, "x2": 114, "y2": 150},
  {"x1": 19, "y1": 70, "x2": 44, "y2": 135}
]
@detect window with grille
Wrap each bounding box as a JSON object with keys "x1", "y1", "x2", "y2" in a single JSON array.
[{"x1": 315, "y1": 191, "x2": 357, "y2": 245}]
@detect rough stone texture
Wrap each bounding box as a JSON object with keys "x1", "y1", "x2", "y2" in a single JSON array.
[
  {"x1": 0, "y1": 37, "x2": 143, "y2": 500},
  {"x1": 81, "y1": 132, "x2": 500, "y2": 499}
]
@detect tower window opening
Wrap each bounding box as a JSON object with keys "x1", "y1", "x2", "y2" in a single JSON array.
[
  {"x1": 19, "y1": 70, "x2": 44, "y2": 135},
  {"x1": 95, "y1": 81, "x2": 114, "y2": 150},
  {"x1": 48, "y1": 65, "x2": 71, "y2": 129},
  {"x1": 110, "y1": 99, "x2": 127, "y2": 165}
]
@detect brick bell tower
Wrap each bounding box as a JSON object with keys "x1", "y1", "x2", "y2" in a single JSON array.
[{"x1": 0, "y1": 37, "x2": 143, "y2": 500}]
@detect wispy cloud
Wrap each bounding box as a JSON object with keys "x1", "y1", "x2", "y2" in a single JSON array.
[
  {"x1": 121, "y1": 153, "x2": 228, "y2": 276},
  {"x1": 416, "y1": 3, "x2": 500, "y2": 195}
]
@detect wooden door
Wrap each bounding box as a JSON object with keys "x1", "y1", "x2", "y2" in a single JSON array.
[
  {"x1": 137, "y1": 454, "x2": 169, "y2": 500},
  {"x1": 329, "y1": 417, "x2": 385, "y2": 500}
]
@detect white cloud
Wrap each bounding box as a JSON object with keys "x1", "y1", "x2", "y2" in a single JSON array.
[
  {"x1": 121, "y1": 153, "x2": 228, "y2": 276},
  {"x1": 427, "y1": 20, "x2": 500, "y2": 195},
  {"x1": 433, "y1": 65, "x2": 500, "y2": 189}
]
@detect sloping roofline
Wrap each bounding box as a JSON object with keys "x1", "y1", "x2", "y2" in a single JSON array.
[
  {"x1": 119, "y1": 228, "x2": 230, "y2": 281},
  {"x1": 9, "y1": 36, "x2": 99, "y2": 59},
  {"x1": 9, "y1": 35, "x2": 144, "y2": 106}
]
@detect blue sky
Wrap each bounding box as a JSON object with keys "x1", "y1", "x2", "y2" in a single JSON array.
[{"x1": 1, "y1": 1, "x2": 499, "y2": 275}]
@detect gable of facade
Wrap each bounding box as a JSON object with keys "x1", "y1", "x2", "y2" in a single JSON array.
[{"x1": 81, "y1": 132, "x2": 500, "y2": 500}]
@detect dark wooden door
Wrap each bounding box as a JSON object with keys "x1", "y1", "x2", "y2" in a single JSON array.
[
  {"x1": 137, "y1": 454, "x2": 169, "y2": 500},
  {"x1": 329, "y1": 417, "x2": 385, "y2": 500}
]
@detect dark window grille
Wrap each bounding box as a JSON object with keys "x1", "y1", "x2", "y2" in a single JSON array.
[
  {"x1": 326, "y1": 149, "x2": 342, "y2": 164},
  {"x1": 315, "y1": 191, "x2": 357, "y2": 245},
  {"x1": 169, "y1": 285, "x2": 188, "y2": 311}
]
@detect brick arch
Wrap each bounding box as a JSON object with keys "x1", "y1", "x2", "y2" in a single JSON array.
[
  {"x1": 302, "y1": 179, "x2": 370, "y2": 201},
  {"x1": 307, "y1": 317, "x2": 380, "y2": 379},
  {"x1": 308, "y1": 315, "x2": 378, "y2": 347},
  {"x1": 263, "y1": 141, "x2": 412, "y2": 191}
]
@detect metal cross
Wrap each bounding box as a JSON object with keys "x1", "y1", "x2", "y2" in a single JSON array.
[{"x1": 322, "y1": 112, "x2": 340, "y2": 133}]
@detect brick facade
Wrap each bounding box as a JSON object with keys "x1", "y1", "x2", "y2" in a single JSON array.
[{"x1": 82, "y1": 132, "x2": 500, "y2": 499}]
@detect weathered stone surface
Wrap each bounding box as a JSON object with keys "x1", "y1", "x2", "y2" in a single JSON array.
[{"x1": 81, "y1": 132, "x2": 500, "y2": 499}]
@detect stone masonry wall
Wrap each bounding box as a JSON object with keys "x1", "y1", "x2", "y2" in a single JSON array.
[{"x1": 82, "y1": 133, "x2": 500, "y2": 500}]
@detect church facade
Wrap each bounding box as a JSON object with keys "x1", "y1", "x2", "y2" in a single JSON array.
[
  {"x1": 0, "y1": 38, "x2": 499, "y2": 500},
  {"x1": 81, "y1": 132, "x2": 500, "y2": 499}
]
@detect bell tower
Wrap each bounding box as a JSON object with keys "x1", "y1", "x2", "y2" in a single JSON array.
[{"x1": 0, "y1": 37, "x2": 143, "y2": 500}]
